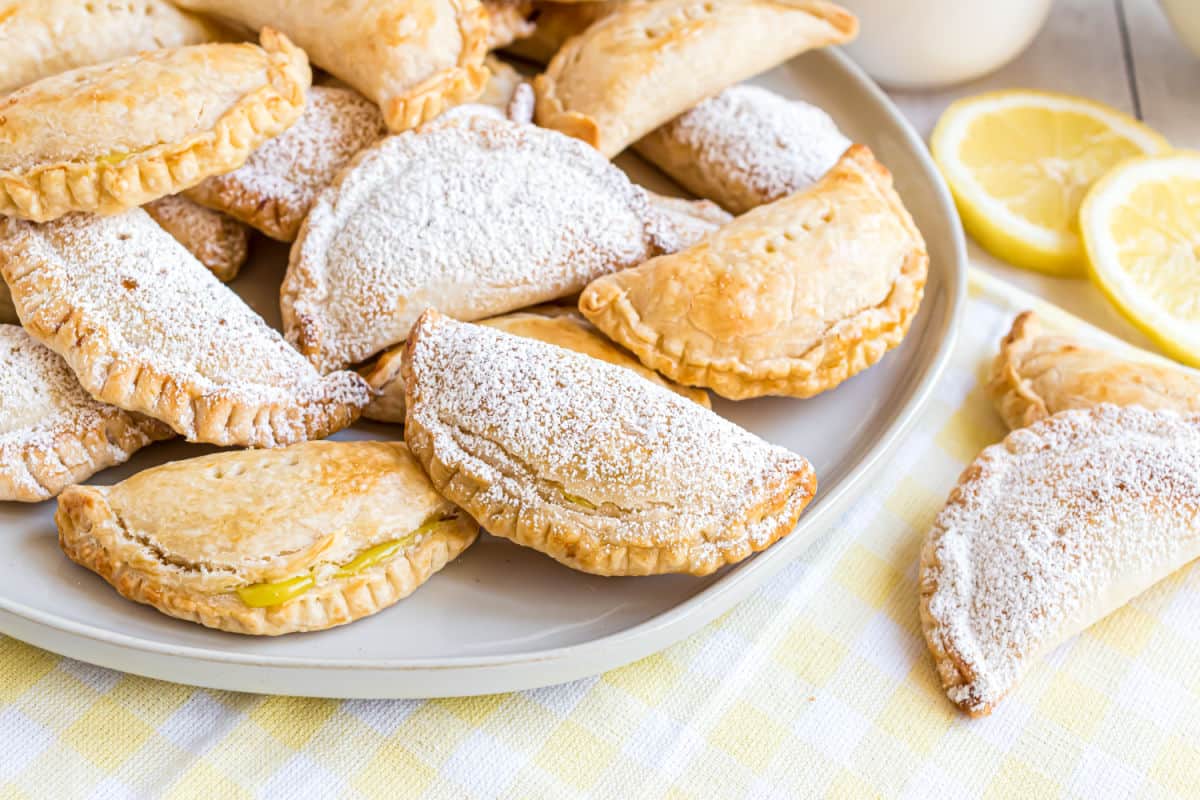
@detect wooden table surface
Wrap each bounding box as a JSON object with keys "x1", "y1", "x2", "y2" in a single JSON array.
[{"x1": 884, "y1": 0, "x2": 1200, "y2": 350}]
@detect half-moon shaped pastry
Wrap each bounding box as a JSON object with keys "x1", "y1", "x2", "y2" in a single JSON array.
[
  {"x1": 0, "y1": 325, "x2": 173, "y2": 502},
  {"x1": 171, "y1": 0, "x2": 490, "y2": 132},
  {"x1": 57, "y1": 440, "x2": 479, "y2": 635},
  {"x1": 989, "y1": 311, "x2": 1200, "y2": 430},
  {"x1": 634, "y1": 85, "x2": 851, "y2": 215},
  {"x1": 580, "y1": 145, "x2": 927, "y2": 399},
  {"x1": 0, "y1": 0, "x2": 229, "y2": 94},
  {"x1": 144, "y1": 195, "x2": 249, "y2": 282},
  {"x1": 361, "y1": 305, "x2": 710, "y2": 422},
  {"x1": 0, "y1": 210, "x2": 370, "y2": 448},
  {"x1": 534, "y1": 0, "x2": 857, "y2": 157},
  {"x1": 402, "y1": 310, "x2": 815, "y2": 576},
  {"x1": 283, "y1": 116, "x2": 658, "y2": 373},
  {"x1": 0, "y1": 30, "x2": 310, "y2": 222},
  {"x1": 185, "y1": 86, "x2": 388, "y2": 242},
  {"x1": 920, "y1": 404, "x2": 1200, "y2": 716}
]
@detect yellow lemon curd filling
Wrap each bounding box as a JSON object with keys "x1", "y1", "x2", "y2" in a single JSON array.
[
  {"x1": 235, "y1": 516, "x2": 457, "y2": 608},
  {"x1": 559, "y1": 489, "x2": 596, "y2": 510}
]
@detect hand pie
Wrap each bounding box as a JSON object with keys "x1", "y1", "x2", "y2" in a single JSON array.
[
  {"x1": 144, "y1": 196, "x2": 249, "y2": 282},
  {"x1": 283, "y1": 116, "x2": 658, "y2": 373},
  {"x1": 643, "y1": 191, "x2": 733, "y2": 255},
  {"x1": 989, "y1": 311, "x2": 1200, "y2": 430},
  {"x1": 0, "y1": 325, "x2": 173, "y2": 502},
  {"x1": 0, "y1": 210, "x2": 370, "y2": 448},
  {"x1": 534, "y1": 0, "x2": 857, "y2": 157},
  {"x1": 0, "y1": 30, "x2": 310, "y2": 222},
  {"x1": 0, "y1": 0, "x2": 228, "y2": 94},
  {"x1": 57, "y1": 441, "x2": 479, "y2": 635},
  {"x1": 920, "y1": 404, "x2": 1200, "y2": 716},
  {"x1": 485, "y1": 0, "x2": 535, "y2": 49},
  {"x1": 580, "y1": 146, "x2": 927, "y2": 399},
  {"x1": 634, "y1": 85, "x2": 851, "y2": 214},
  {"x1": 402, "y1": 310, "x2": 815, "y2": 576},
  {"x1": 503, "y1": 1, "x2": 621, "y2": 64},
  {"x1": 171, "y1": 0, "x2": 490, "y2": 132},
  {"x1": 185, "y1": 86, "x2": 388, "y2": 242},
  {"x1": 361, "y1": 305, "x2": 710, "y2": 422}
]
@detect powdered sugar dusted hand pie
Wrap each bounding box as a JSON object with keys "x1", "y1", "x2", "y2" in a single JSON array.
[
  {"x1": 0, "y1": 30, "x2": 310, "y2": 222},
  {"x1": 581, "y1": 146, "x2": 927, "y2": 399},
  {"x1": 0, "y1": 325, "x2": 173, "y2": 502},
  {"x1": 989, "y1": 311, "x2": 1200, "y2": 430},
  {"x1": 0, "y1": 210, "x2": 370, "y2": 448},
  {"x1": 185, "y1": 86, "x2": 388, "y2": 242},
  {"x1": 920, "y1": 405, "x2": 1200, "y2": 716},
  {"x1": 282, "y1": 116, "x2": 659, "y2": 373},
  {"x1": 401, "y1": 310, "x2": 816, "y2": 576},
  {"x1": 635, "y1": 85, "x2": 851, "y2": 214},
  {"x1": 144, "y1": 195, "x2": 249, "y2": 282},
  {"x1": 57, "y1": 441, "x2": 479, "y2": 635},
  {"x1": 642, "y1": 192, "x2": 733, "y2": 254}
]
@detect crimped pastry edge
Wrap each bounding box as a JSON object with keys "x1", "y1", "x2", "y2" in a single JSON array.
[
  {"x1": 986, "y1": 310, "x2": 1051, "y2": 430},
  {"x1": 56, "y1": 484, "x2": 479, "y2": 635},
  {"x1": 0, "y1": 29, "x2": 311, "y2": 222}
]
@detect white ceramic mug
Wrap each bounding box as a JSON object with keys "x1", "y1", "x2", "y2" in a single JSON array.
[{"x1": 836, "y1": 0, "x2": 1054, "y2": 90}]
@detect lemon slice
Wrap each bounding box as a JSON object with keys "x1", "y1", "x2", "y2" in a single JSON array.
[
  {"x1": 1081, "y1": 152, "x2": 1200, "y2": 365},
  {"x1": 932, "y1": 90, "x2": 1169, "y2": 276}
]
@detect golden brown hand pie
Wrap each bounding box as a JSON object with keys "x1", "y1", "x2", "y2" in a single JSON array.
[
  {"x1": 283, "y1": 116, "x2": 659, "y2": 373},
  {"x1": 642, "y1": 191, "x2": 733, "y2": 254},
  {"x1": 0, "y1": 30, "x2": 310, "y2": 222},
  {"x1": 580, "y1": 146, "x2": 927, "y2": 399},
  {"x1": 0, "y1": 0, "x2": 229, "y2": 94},
  {"x1": 401, "y1": 309, "x2": 815, "y2": 576},
  {"x1": 502, "y1": 1, "x2": 621, "y2": 63},
  {"x1": 171, "y1": 0, "x2": 490, "y2": 132},
  {"x1": 185, "y1": 86, "x2": 388, "y2": 242},
  {"x1": 634, "y1": 85, "x2": 851, "y2": 214},
  {"x1": 989, "y1": 311, "x2": 1200, "y2": 430},
  {"x1": 920, "y1": 404, "x2": 1200, "y2": 716},
  {"x1": 144, "y1": 195, "x2": 249, "y2": 282},
  {"x1": 0, "y1": 325, "x2": 173, "y2": 502},
  {"x1": 0, "y1": 210, "x2": 370, "y2": 448},
  {"x1": 485, "y1": 0, "x2": 535, "y2": 48},
  {"x1": 361, "y1": 304, "x2": 710, "y2": 422},
  {"x1": 535, "y1": 0, "x2": 857, "y2": 157},
  {"x1": 57, "y1": 440, "x2": 478, "y2": 635}
]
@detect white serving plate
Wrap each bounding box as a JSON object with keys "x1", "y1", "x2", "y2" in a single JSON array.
[{"x1": 0, "y1": 47, "x2": 965, "y2": 699}]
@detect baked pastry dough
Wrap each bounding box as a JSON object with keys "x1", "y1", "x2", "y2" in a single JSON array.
[
  {"x1": 283, "y1": 116, "x2": 658, "y2": 373},
  {"x1": 0, "y1": 0, "x2": 228, "y2": 94},
  {"x1": 144, "y1": 195, "x2": 249, "y2": 282},
  {"x1": 580, "y1": 146, "x2": 927, "y2": 399},
  {"x1": 534, "y1": 0, "x2": 857, "y2": 156},
  {"x1": 643, "y1": 191, "x2": 732, "y2": 254},
  {"x1": 989, "y1": 311, "x2": 1200, "y2": 430},
  {"x1": 0, "y1": 30, "x2": 310, "y2": 222},
  {"x1": 485, "y1": 0, "x2": 535, "y2": 49},
  {"x1": 171, "y1": 0, "x2": 490, "y2": 132},
  {"x1": 401, "y1": 310, "x2": 815, "y2": 576},
  {"x1": 0, "y1": 325, "x2": 173, "y2": 502},
  {"x1": 503, "y1": 1, "x2": 620, "y2": 63},
  {"x1": 185, "y1": 86, "x2": 388, "y2": 242},
  {"x1": 634, "y1": 85, "x2": 851, "y2": 214},
  {"x1": 920, "y1": 404, "x2": 1200, "y2": 716},
  {"x1": 429, "y1": 57, "x2": 535, "y2": 125},
  {"x1": 57, "y1": 440, "x2": 479, "y2": 635},
  {"x1": 362, "y1": 305, "x2": 710, "y2": 422},
  {"x1": 0, "y1": 210, "x2": 370, "y2": 448}
]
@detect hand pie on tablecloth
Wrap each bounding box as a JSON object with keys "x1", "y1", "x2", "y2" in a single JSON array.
[
  {"x1": 0, "y1": 30, "x2": 310, "y2": 222},
  {"x1": 634, "y1": 85, "x2": 851, "y2": 214},
  {"x1": 282, "y1": 116, "x2": 659, "y2": 373},
  {"x1": 580, "y1": 146, "x2": 927, "y2": 399},
  {"x1": 920, "y1": 404, "x2": 1200, "y2": 716},
  {"x1": 484, "y1": 0, "x2": 535, "y2": 49},
  {"x1": 502, "y1": 1, "x2": 621, "y2": 64},
  {"x1": 185, "y1": 86, "x2": 388, "y2": 242},
  {"x1": 642, "y1": 191, "x2": 733, "y2": 255},
  {"x1": 361, "y1": 305, "x2": 710, "y2": 422},
  {"x1": 401, "y1": 310, "x2": 815, "y2": 576},
  {"x1": 989, "y1": 311, "x2": 1200, "y2": 430},
  {"x1": 57, "y1": 441, "x2": 478, "y2": 635},
  {"x1": 170, "y1": 0, "x2": 490, "y2": 132},
  {"x1": 0, "y1": 325, "x2": 173, "y2": 502},
  {"x1": 0, "y1": 0, "x2": 228, "y2": 94},
  {"x1": 0, "y1": 210, "x2": 370, "y2": 448},
  {"x1": 534, "y1": 0, "x2": 857, "y2": 157},
  {"x1": 144, "y1": 196, "x2": 249, "y2": 282}
]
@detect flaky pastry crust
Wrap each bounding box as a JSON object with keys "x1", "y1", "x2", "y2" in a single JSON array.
[{"x1": 144, "y1": 195, "x2": 249, "y2": 282}]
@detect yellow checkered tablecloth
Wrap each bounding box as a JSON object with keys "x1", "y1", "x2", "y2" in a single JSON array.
[{"x1": 3, "y1": 269, "x2": 1200, "y2": 800}]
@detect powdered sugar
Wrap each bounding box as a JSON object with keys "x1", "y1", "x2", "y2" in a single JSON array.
[
  {"x1": 923, "y1": 404, "x2": 1200, "y2": 714},
  {"x1": 642, "y1": 191, "x2": 732, "y2": 254},
  {"x1": 144, "y1": 195, "x2": 248, "y2": 281}
]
